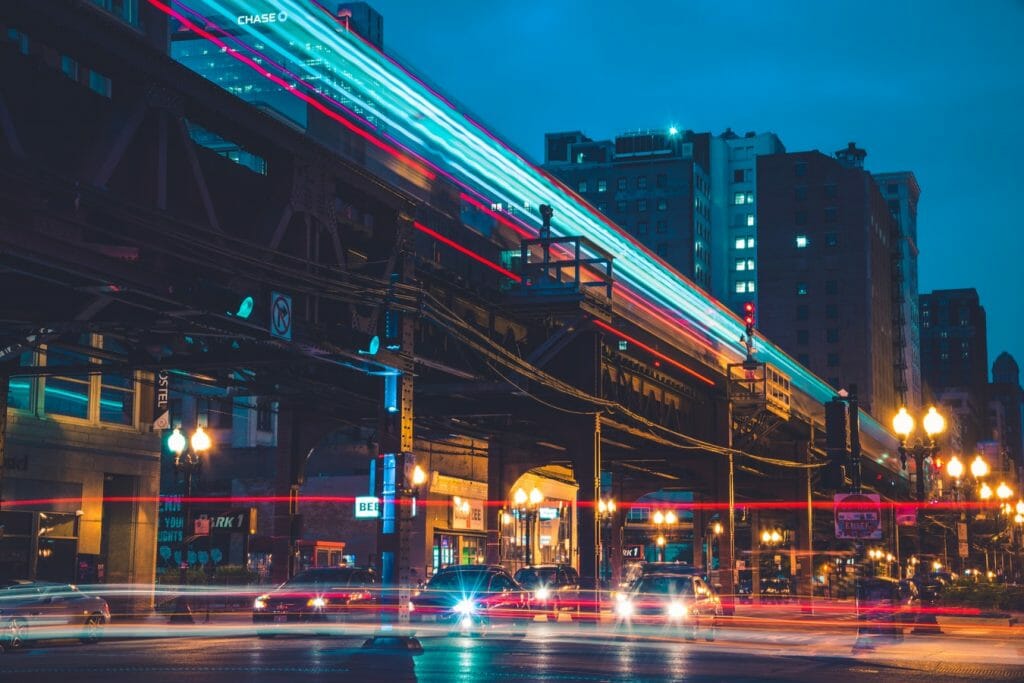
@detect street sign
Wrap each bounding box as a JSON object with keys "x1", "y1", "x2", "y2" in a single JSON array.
[
  {"x1": 833, "y1": 493, "x2": 882, "y2": 539},
  {"x1": 269, "y1": 291, "x2": 292, "y2": 340},
  {"x1": 895, "y1": 505, "x2": 917, "y2": 526},
  {"x1": 355, "y1": 496, "x2": 380, "y2": 518}
]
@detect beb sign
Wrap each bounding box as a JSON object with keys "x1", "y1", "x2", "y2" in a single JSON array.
[
  {"x1": 355, "y1": 496, "x2": 380, "y2": 519},
  {"x1": 834, "y1": 493, "x2": 882, "y2": 540}
]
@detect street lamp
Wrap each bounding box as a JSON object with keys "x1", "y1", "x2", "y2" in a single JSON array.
[
  {"x1": 707, "y1": 520, "x2": 723, "y2": 571},
  {"x1": 514, "y1": 487, "x2": 544, "y2": 566},
  {"x1": 893, "y1": 406, "x2": 945, "y2": 558},
  {"x1": 167, "y1": 426, "x2": 212, "y2": 624},
  {"x1": 651, "y1": 509, "x2": 677, "y2": 562},
  {"x1": 598, "y1": 498, "x2": 617, "y2": 584}
]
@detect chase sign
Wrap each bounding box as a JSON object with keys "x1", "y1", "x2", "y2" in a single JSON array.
[{"x1": 237, "y1": 11, "x2": 288, "y2": 25}]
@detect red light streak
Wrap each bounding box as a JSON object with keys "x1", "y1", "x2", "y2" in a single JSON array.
[
  {"x1": 147, "y1": 1, "x2": 435, "y2": 181},
  {"x1": 592, "y1": 319, "x2": 715, "y2": 386},
  {"x1": 413, "y1": 221, "x2": 522, "y2": 281}
]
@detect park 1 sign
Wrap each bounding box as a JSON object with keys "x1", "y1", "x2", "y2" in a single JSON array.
[{"x1": 833, "y1": 493, "x2": 882, "y2": 540}]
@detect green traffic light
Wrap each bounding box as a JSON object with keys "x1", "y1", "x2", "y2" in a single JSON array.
[{"x1": 235, "y1": 295, "x2": 255, "y2": 319}]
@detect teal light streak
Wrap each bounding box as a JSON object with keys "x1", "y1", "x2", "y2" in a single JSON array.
[{"x1": 168, "y1": 1, "x2": 895, "y2": 449}]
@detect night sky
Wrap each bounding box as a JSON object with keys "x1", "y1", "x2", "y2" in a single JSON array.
[{"x1": 370, "y1": 0, "x2": 1024, "y2": 379}]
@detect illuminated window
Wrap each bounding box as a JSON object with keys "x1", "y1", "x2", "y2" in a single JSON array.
[
  {"x1": 797, "y1": 283, "x2": 808, "y2": 295},
  {"x1": 657, "y1": 199, "x2": 668, "y2": 211},
  {"x1": 746, "y1": 237, "x2": 755, "y2": 248},
  {"x1": 733, "y1": 192, "x2": 746, "y2": 205},
  {"x1": 746, "y1": 280, "x2": 756, "y2": 292},
  {"x1": 796, "y1": 235, "x2": 808, "y2": 248},
  {"x1": 88, "y1": 70, "x2": 112, "y2": 98},
  {"x1": 637, "y1": 176, "x2": 648, "y2": 190},
  {"x1": 735, "y1": 238, "x2": 746, "y2": 250},
  {"x1": 578, "y1": 181, "x2": 588, "y2": 193},
  {"x1": 735, "y1": 259, "x2": 747, "y2": 272},
  {"x1": 597, "y1": 179, "x2": 607, "y2": 193},
  {"x1": 746, "y1": 259, "x2": 755, "y2": 271},
  {"x1": 735, "y1": 282, "x2": 747, "y2": 294},
  {"x1": 747, "y1": 214, "x2": 755, "y2": 227},
  {"x1": 637, "y1": 199, "x2": 647, "y2": 212}
]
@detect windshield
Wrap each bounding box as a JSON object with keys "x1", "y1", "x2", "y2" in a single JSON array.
[
  {"x1": 514, "y1": 568, "x2": 557, "y2": 587},
  {"x1": 634, "y1": 576, "x2": 693, "y2": 596},
  {"x1": 426, "y1": 570, "x2": 490, "y2": 592}
]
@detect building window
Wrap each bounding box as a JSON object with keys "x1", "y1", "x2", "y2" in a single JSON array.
[
  {"x1": 795, "y1": 235, "x2": 808, "y2": 248},
  {"x1": 826, "y1": 304, "x2": 838, "y2": 319},
  {"x1": 43, "y1": 342, "x2": 92, "y2": 420},
  {"x1": 746, "y1": 237, "x2": 755, "y2": 248},
  {"x1": 747, "y1": 214, "x2": 755, "y2": 227},
  {"x1": 617, "y1": 177, "x2": 627, "y2": 191},
  {"x1": 616, "y1": 200, "x2": 627, "y2": 212},
  {"x1": 656, "y1": 243, "x2": 670, "y2": 258},
  {"x1": 99, "y1": 337, "x2": 134, "y2": 425},
  {"x1": 744, "y1": 191, "x2": 753, "y2": 204},
  {"x1": 826, "y1": 328, "x2": 839, "y2": 343},
  {"x1": 597, "y1": 202, "x2": 608, "y2": 212},
  {"x1": 796, "y1": 305, "x2": 809, "y2": 321},
  {"x1": 60, "y1": 55, "x2": 79, "y2": 81},
  {"x1": 797, "y1": 330, "x2": 809, "y2": 345},
  {"x1": 825, "y1": 280, "x2": 838, "y2": 295},
  {"x1": 656, "y1": 173, "x2": 667, "y2": 188},
  {"x1": 733, "y1": 191, "x2": 753, "y2": 205},
  {"x1": 7, "y1": 28, "x2": 30, "y2": 55},
  {"x1": 91, "y1": 0, "x2": 140, "y2": 26},
  {"x1": 735, "y1": 281, "x2": 747, "y2": 294},
  {"x1": 597, "y1": 179, "x2": 608, "y2": 193},
  {"x1": 88, "y1": 70, "x2": 113, "y2": 98},
  {"x1": 794, "y1": 186, "x2": 808, "y2": 201},
  {"x1": 36, "y1": 334, "x2": 137, "y2": 426},
  {"x1": 656, "y1": 220, "x2": 668, "y2": 233},
  {"x1": 257, "y1": 400, "x2": 274, "y2": 431},
  {"x1": 657, "y1": 199, "x2": 668, "y2": 211},
  {"x1": 735, "y1": 237, "x2": 746, "y2": 250},
  {"x1": 637, "y1": 221, "x2": 648, "y2": 235},
  {"x1": 827, "y1": 353, "x2": 840, "y2": 367},
  {"x1": 824, "y1": 207, "x2": 838, "y2": 222},
  {"x1": 637, "y1": 176, "x2": 648, "y2": 190},
  {"x1": 746, "y1": 280, "x2": 755, "y2": 292},
  {"x1": 794, "y1": 162, "x2": 807, "y2": 177},
  {"x1": 637, "y1": 199, "x2": 647, "y2": 212},
  {"x1": 825, "y1": 232, "x2": 838, "y2": 246},
  {"x1": 735, "y1": 259, "x2": 747, "y2": 272},
  {"x1": 578, "y1": 181, "x2": 588, "y2": 193},
  {"x1": 796, "y1": 282, "x2": 808, "y2": 295},
  {"x1": 887, "y1": 183, "x2": 899, "y2": 195}
]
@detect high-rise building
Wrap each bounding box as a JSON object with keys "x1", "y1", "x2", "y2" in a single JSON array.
[
  {"x1": 709, "y1": 129, "x2": 786, "y2": 316},
  {"x1": 919, "y1": 288, "x2": 989, "y2": 454},
  {"x1": 873, "y1": 171, "x2": 923, "y2": 414},
  {"x1": 543, "y1": 129, "x2": 713, "y2": 290},
  {"x1": 756, "y1": 143, "x2": 898, "y2": 419},
  {"x1": 989, "y1": 352, "x2": 1023, "y2": 469}
]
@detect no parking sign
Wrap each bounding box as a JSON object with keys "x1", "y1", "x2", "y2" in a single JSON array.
[{"x1": 270, "y1": 291, "x2": 292, "y2": 340}]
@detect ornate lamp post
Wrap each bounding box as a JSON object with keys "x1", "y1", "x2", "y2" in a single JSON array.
[
  {"x1": 514, "y1": 487, "x2": 544, "y2": 566},
  {"x1": 597, "y1": 498, "x2": 617, "y2": 584},
  {"x1": 167, "y1": 426, "x2": 212, "y2": 624},
  {"x1": 893, "y1": 406, "x2": 945, "y2": 559},
  {"x1": 652, "y1": 509, "x2": 677, "y2": 562}
]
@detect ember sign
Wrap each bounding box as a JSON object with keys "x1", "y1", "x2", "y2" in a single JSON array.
[{"x1": 833, "y1": 493, "x2": 882, "y2": 540}]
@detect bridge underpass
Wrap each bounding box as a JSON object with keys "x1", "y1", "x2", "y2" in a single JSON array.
[{"x1": 0, "y1": 1, "x2": 914, "y2": 612}]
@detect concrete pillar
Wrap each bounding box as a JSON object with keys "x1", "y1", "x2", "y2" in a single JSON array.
[
  {"x1": 750, "y1": 509, "x2": 761, "y2": 605},
  {"x1": 569, "y1": 413, "x2": 601, "y2": 595},
  {"x1": 692, "y1": 501, "x2": 704, "y2": 571}
]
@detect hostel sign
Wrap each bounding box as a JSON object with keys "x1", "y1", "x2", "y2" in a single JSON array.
[{"x1": 833, "y1": 493, "x2": 882, "y2": 540}]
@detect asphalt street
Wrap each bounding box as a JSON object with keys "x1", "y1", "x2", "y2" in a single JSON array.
[{"x1": 1, "y1": 622, "x2": 1022, "y2": 683}]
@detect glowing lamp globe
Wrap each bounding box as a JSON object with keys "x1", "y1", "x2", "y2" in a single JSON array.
[
  {"x1": 892, "y1": 407, "x2": 914, "y2": 438},
  {"x1": 946, "y1": 455, "x2": 964, "y2": 479},
  {"x1": 167, "y1": 428, "x2": 187, "y2": 455},
  {"x1": 190, "y1": 426, "x2": 212, "y2": 452},
  {"x1": 923, "y1": 407, "x2": 945, "y2": 437},
  {"x1": 970, "y1": 455, "x2": 990, "y2": 480}
]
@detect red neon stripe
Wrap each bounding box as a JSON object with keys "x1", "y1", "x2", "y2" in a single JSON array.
[
  {"x1": 147, "y1": 1, "x2": 435, "y2": 181},
  {"x1": 413, "y1": 222, "x2": 521, "y2": 282},
  {"x1": 593, "y1": 319, "x2": 715, "y2": 386}
]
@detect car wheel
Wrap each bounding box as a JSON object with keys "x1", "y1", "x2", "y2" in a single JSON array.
[
  {"x1": 4, "y1": 618, "x2": 28, "y2": 652},
  {"x1": 80, "y1": 613, "x2": 105, "y2": 644}
]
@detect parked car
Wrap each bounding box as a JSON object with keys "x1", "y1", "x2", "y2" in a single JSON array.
[
  {"x1": 614, "y1": 573, "x2": 721, "y2": 641},
  {"x1": 0, "y1": 580, "x2": 110, "y2": 651},
  {"x1": 409, "y1": 565, "x2": 531, "y2": 629},
  {"x1": 760, "y1": 576, "x2": 793, "y2": 603},
  {"x1": 513, "y1": 564, "x2": 581, "y2": 613},
  {"x1": 856, "y1": 577, "x2": 919, "y2": 640},
  {"x1": 252, "y1": 566, "x2": 378, "y2": 633}
]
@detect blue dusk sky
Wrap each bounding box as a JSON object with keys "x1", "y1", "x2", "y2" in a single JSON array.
[{"x1": 371, "y1": 0, "x2": 1024, "y2": 378}]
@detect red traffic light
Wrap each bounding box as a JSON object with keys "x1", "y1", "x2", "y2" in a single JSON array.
[{"x1": 742, "y1": 302, "x2": 755, "y2": 331}]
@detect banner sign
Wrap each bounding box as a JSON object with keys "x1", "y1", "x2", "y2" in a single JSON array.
[
  {"x1": 153, "y1": 369, "x2": 170, "y2": 429},
  {"x1": 355, "y1": 496, "x2": 380, "y2": 519},
  {"x1": 834, "y1": 493, "x2": 882, "y2": 539}
]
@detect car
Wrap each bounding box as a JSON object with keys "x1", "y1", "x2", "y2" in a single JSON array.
[
  {"x1": 614, "y1": 573, "x2": 721, "y2": 641},
  {"x1": 856, "y1": 577, "x2": 919, "y2": 641},
  {"x1": 252, "y1": 566, "x2": 378, "y2": 633},
  {"x1": 760, "y1": 576, "x2": 793, "y2": 603},
  {"x1": 409, "y1": 565, "x2": 531, "y2": 630},
  {"x1": 0, "y1": 580, "x2": 110, "y2": 651},
  {"x1": 513, "y1": 564, "x2": 581, "y2": 613}
]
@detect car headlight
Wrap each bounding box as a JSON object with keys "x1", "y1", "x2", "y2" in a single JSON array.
[
  {"x1": 667, "y1": 601, "x2": 686, "y2": 619},
  {"x1": 408, "y1": 601, "x2": 415, "y2": 613},
  {"x1": 615, "y1": 600, "x2": 634, "y2": 617},
  {"x1": 535, "y1": 587, "x2": 551, "y2": 601},
  {"x1": 253, "y1": 596, "x2": 269, "y2": 610},
  {"x1": 307, "y1": 597, "x2": 327, "y2": 609},
  {"x1": 454, "y1": 599, "x2": 476, "y2": 615}
]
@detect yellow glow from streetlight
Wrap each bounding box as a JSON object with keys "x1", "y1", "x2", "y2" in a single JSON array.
[
  {"x1": 656, "y1": 535, "x2": 666, "y2": 547},
  {"x1": 665, "y1": 511, "x2": 678, "y2": 525},
  {"x1": 997, "y1": 482, "x2": 1013, "y2": 500},
  {"x1": 946, "y1": 455, "x2": 964, "y2": 479},
  {"x1": 892, "y1": 407, "x2": 914, "y2": 438},
  {"x1": 513, "y1": 488, "x2": 527, "y2": 506},
  {"x1": 771, "y1": 530, "x2": 782, "y2": 544},
  {"x1": 191, "y1": 426, "x2": 212, "y2": 452},
  {"x1": 712, "y1": 521, "x2": 723, "y2": 535},
  {"x1": 1016, "y1": 500, "x2": 1024, "y2": 515},
  {"x1": 653, "y1": 511, "x2": 665, "y2": 525},
  {"x1": 970, "y1": 454, "x2": 990, "y2": 479},
  {"x1": 608, "y1": 499, "x2": 616, "y2": 513},
  {"x1": 502, "y1": 512, "x2": 512, "y2": 525},
  {"x1": 761, "y1": 530, "x2": 771, "y2": 544},
  {"x1": 1015, "y1": 513, "x2": 1024, "y2": 525},
  {"x1": 412, "y1": 465, "x2": 427, "y2": 486},
  {"x1": 529, "y1": 487, "x2": 544, "y2": 506},
  {"x1": 980, "y1": 483, "x2": 993, "y2": 500},
  {"x1": 598, "y1": 500, "x2": 607, "y2": 514},
  {"x1": 932, "y1": 560, "x2": 942, "y2": 572},
  {"x1": 923, "y1": 406, "x2": 945, "y2": 437}
]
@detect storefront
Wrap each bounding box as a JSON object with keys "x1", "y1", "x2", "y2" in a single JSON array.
[{"x1": 425, "y1": 475, "x2": 488, "y2": 576}]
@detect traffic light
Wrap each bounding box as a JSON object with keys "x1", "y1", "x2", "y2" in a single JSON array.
[
  {"x1": 742, "y1": 302, "x2": 755, "y2": 338},
  {"x1": 823, "y1": 398, "x2": 850, "y2": 489}
]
